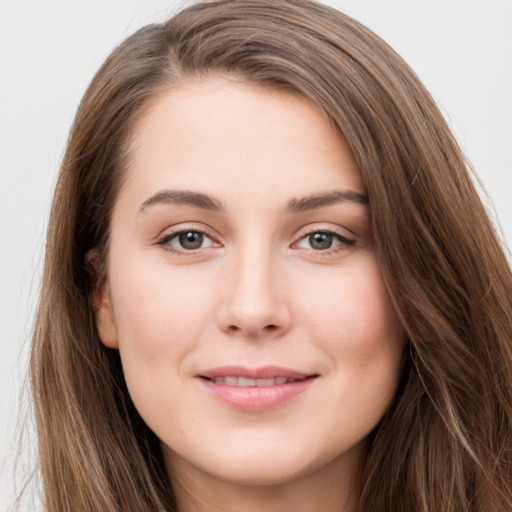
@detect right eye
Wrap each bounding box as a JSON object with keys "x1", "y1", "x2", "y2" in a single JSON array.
[{"x1": 158, "y1": 230, "x2": 218, "y2": 253}]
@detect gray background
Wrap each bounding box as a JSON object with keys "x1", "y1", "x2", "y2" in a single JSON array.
[{"x1": 1, "y1": 0, "x2": 511, "y2": 508}]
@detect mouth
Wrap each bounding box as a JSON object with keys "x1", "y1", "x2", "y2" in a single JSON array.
[
  {"x1": 201, "y1": 375, "x2": 312, "y2": 386},
  {"x1": 197, "y1": 366, "x2": 319, "y2": 411}
]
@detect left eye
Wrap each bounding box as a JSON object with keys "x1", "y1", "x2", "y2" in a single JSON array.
[
  {"x1": 162, "y1": 230, "x2": 216, "y2": 251},
  {"x1": 295, "y1": 231, "x2": 354, "y2": 251}
]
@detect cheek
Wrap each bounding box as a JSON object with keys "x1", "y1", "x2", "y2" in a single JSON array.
[
  {"x1": 108, "y1": 252, "x2": 219, "y2": 363},
  {"x1": 302, "y1": 258, "x2": 401, "y2": 344},
  {"x1": 296, "y1": 254, "x2": 404, "y2": 388},
  {"x1": 107, "y1": 254, "x2": 222, "y2": 428},
  {"x1": 292, "y1": 256, "x2": 404, "y2": 447}
]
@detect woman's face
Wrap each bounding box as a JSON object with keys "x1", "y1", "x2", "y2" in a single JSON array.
[{"x1": 94, "y1": 79, "x2": 404, "y2": 491}]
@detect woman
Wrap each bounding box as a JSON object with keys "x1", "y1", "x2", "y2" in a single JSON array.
[{"x1": 31, "y1": 0, "x2": 512, "y2": 510}]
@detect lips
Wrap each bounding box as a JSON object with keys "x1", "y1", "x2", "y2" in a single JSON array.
[{"x1": 197, "y1": 365, "x2": 318, "y2": 411}]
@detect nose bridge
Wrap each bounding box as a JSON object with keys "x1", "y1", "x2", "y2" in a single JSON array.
[{"x1": 218, "y1": 235, "x2": 290, "y2": 337}]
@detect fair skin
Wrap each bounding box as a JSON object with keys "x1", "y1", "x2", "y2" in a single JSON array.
[{"x1": 94, "y1": 78, "x2": 404, "y2": 512}]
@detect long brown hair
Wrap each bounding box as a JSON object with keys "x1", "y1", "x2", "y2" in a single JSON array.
[{"x1": 31, "y1": 1, "x2": 512, "y2": 510}]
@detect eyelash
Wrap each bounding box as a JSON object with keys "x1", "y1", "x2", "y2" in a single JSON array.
[
  {"x1": 292, "y1": 229, "x2": 355, "y2": 256},
  {"x1": 156, "y1": 227, "x2": 355, "y2": 256},
  {"x1": 156, "y1": 228, "x2": 219, "y2": 254}
]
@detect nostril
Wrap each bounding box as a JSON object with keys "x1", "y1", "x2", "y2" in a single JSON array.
[{"x1": 224, "y1": 323, "x2": 280, "y2": 335}]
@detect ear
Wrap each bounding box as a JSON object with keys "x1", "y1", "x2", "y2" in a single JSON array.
[{"x1": 87, "y1": 251, "x2": 119, "y2": 349}]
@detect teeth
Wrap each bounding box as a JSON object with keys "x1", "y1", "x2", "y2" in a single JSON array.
[
  {"x1": 256, "y1": 378, "x2": 275, "y2": 386},
  {"x1": 212, "y1": 376, "x2": 297, "y2": 386},
  {"x1": 238, "y1": 377, "x2": 256, "y2": 387}
]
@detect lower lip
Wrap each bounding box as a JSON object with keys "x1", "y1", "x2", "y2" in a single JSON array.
[{"x1": 199, "y1": 377, "x2": 316, "y2": 412}]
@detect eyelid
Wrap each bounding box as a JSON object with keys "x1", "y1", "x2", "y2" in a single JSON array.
[{"x1": 292, "y1": 223, "x2": 355, "y2": 241}]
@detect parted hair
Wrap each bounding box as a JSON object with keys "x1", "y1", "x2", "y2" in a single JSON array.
[{"x1": 31, "y1": 0, "x2": 512, "y2": 510}]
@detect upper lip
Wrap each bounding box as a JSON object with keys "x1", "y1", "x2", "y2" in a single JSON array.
[{"x1": 199, "y1": 365, "x2": 316, "y2": 380}]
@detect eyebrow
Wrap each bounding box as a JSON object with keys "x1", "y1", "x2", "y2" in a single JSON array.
[
  {"x1": 139, "y1": 190, "x2": 224, "y2": 213},
  {"x1": 138, "y1": 188, "x2": 368, "y2": 214},
  {"x1": 286, "y1": 190, "x2": 368, "y2": 213}
]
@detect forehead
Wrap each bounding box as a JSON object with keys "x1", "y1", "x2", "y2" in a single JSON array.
[{"x1": 121, "y1": 78, "x2": 365, "y2": 210}]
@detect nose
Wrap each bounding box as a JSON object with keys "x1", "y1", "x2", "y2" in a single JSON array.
[{"x1": 216, "y1": 244, "x2": 291, "y2": 339}]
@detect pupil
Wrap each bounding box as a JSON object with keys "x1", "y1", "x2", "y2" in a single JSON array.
[
  {"x1": 310, "y1": 232, "x2": 333, "y2": 250},
  {"x1": 179, "y1": 231, "x2": 203, "y2": 249}
]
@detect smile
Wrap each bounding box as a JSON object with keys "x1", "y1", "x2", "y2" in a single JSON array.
[
  {"x1": 204, "y1": 376, "x2": 303, "y2": 386},
  {"x1": 198, "y1": 366, "x2": 318, "y2": 411}
]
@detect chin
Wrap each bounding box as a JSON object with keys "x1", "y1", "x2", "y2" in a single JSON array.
[
  {"x1": 206, "y1": 454, "x2": 314, "y2": 487},
  {"x1": 197, "y1": 437, "x2": 359, "y2": 489}
]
